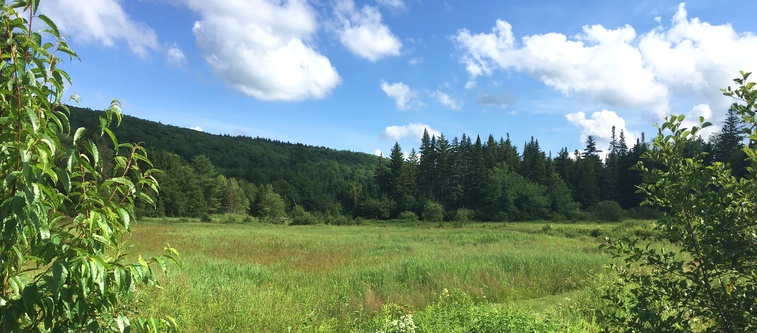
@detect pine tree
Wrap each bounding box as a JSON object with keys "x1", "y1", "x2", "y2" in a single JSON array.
[
  {"x1": 418, "y1": 129, "x2": 435, "y2": 198},
  {"x1": 520, "y1": 137, "x2": 547, "y2": 185},
  {"x1": 712, "y1": 106, "x2": 747, "y2": 177}
]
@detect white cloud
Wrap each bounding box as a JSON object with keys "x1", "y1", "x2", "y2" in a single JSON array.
[
  {"x1": 565, "y1": 110, "x2": 638, "y2": 154},
  {"x1": 638, "y1": 3, "x2": 757, "y2": 120},
  {"x1": 382, "y1": 123, "x2": 441, "y2": 141},
  {"x1": 186, "y1": 0, "x2": 341, "y2": 101},
  {"x1": 455, "y1": 20, "x2": 668, "y2": 113},
  {"x1": 166, "y1": 44, "x2": 187, "y2": 67},
  {"x1": 335, "y1": 0, "x2": 402, "y2": 62},
  {"x1": 374, "y1": 149, "x2": 384, "y2": 156},
  {"x1": 377, "y1": 0, "x2": 405, "y2": 10},
  {"x1": 431, "y1": 90, "x2": 462, "y2": 110},
  {"x1": 454, "y1": 3, "x2": 757, "y2": 126},
  {"x1": 39, "y1": 0, "x2": 158, "y2": 58},
  {"x1": 192, "y1": 126, "x2": 203, "y2": 132},
  {"x1": 381, "y1": 81, "x2": 419, "y2": 110}
]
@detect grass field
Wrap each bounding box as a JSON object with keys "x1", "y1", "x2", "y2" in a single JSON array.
[{"x1": 128, "y1": 219, "x2": 647, "y2": 332}]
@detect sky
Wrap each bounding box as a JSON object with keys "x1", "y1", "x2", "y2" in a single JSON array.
[{"x1": 34, "y1": 0, "x2": 757, "y2": 158}]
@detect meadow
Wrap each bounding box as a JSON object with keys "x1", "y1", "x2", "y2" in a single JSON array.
[{"x1": 129, "y1": 219, "x2": 651, "y2": 332}]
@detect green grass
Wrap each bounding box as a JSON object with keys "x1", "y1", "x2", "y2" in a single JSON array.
[{"x1": 128, "y1": 219, "x2": 641, "y2": 332}]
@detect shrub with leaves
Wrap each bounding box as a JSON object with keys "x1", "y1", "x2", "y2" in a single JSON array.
[
  {"x1": 421, "y1": 201, "x2": 444, "y2": 222},
  {"x1": 590, "y1": 200, "x2": 625, "y2": 222},
  {"x1": 0, "y1": 1, "x2": 177, "y2": 331},
  {"x1": 600, "y1": 72, "x2": 757, "y2": 332}
]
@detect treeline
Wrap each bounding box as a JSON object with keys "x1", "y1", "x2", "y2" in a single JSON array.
[
  {"x1": 68, "y1": 106, "x2": 747, "y2": 222},
  {"x1": 372, "y1": 129, "x2": 648, "y2": 222},
  {"x1": 371, "y1": 107, "x2": 747, "y2": 222}
]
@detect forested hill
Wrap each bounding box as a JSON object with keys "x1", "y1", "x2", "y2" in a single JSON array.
[
  {"x1": 67, "y1": 105, "x2": 378, "y2": 178},
  {"x1": 68, "y1": 105, "x2": 385, "y2": 219},
  {"x1": 65, "y1": 105, "x2": 747, "y2": 223}
]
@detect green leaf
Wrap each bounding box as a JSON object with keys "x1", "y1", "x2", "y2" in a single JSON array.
[
  {"x1": 103, "y1": 126, "x2": 118, "y2": 148},
  {"x1": 73, "y1": 127, "x2": 86, "y2": 145},
  {"x1": 118, "y1": 207, "x2": 130, "y2": 229},
  {"x1": 52, "y1": 261, "x2": 69, "y2": 292},
  {"x1": 37, "y1": 14, "x2": 60, "y2": 37}
]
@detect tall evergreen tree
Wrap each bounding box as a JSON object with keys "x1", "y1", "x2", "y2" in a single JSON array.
[
  {"x1": 436, "y1": 134, "x2": 453, "y2": 206},
  {"x1": 418, "y1": 129, "x2": 435, "y2": 198},
  {"x1": 465, "y1": 136, "x2": 487, "y2": 210},
  {"x1": 573, "y1": 136, "x2": 602, "y2": 208},
  {"x1": 520, "y1": 137, "x2": 547, "y2": 185},
  {"x1": 712, "y1": 106, "x2": 747, "y2": 177},
  {"x1": 498, "y1": 134, "x2": 521, "y2": 171}
]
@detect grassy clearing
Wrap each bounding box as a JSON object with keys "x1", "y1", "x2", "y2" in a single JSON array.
[{"x1": 128, "y1": 220, "x2": 642, "y2": 332}]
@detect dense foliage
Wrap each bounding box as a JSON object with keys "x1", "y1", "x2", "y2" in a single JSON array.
[
  {"x1": 600, "y1": 72, "x2": 757, "y2": 332},
  {"x1": 0, "y1": 2, "x2": 176, "y2": 331}
]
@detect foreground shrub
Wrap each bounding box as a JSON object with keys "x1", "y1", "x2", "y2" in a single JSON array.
[
  {"x1": 0, "y1": 3, "x2": 178, "y2": 330},
  {"x1": 600, "y1": 73, "x2": 757, "y2": 332}
]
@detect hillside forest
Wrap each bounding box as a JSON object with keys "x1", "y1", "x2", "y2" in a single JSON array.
[{"x1": 68, "y1": 105, "x2": 748, "y2": 223}]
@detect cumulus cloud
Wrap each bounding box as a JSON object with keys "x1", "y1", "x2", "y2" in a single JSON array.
[
  {"x1": 382, "y1": 123, "x2": 441, "y2": 141},
  {"x1": 166, "y1": 44, "x2": 187, "y2": 67},
  {"x1": 431, "y1": 90, "x2": 462, "y2": 110},
  {"x1": 638, "y1": 3, "x2": 757, "y2": 118},
  {"x1": 39, "y1": 0, "x2": 158, "y2": 58},
  {"x1": 186, "y1": 0, "x2": 341, "y2": 101},
  {"x1": 381, "y1": 81, "x2": 419, "y2": 110},
  {"x1": 566, "y1": 110, "x2": 640, "y2": 158},
  {"x1": 192, "y1": 126, "x2": 203, "y2": 132},
  {"x1": 454, "y1": 3, "x2": 757, "y2": 125},
  {"x1": 455, "y1": 21, "x2": 668, "y2": 113},
  {"x1": 335, "y1": 0, "x2": 402, "y2": 61}
]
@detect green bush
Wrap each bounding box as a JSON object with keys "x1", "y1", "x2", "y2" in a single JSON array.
[
  {"x1": 321, "y1": 213, "x2": 355, "y2": 226},
  {"x1": 398, "y1": 211, "x2": 419, "y2": 222},
  {"x1": 0, "y1": 3, "x2": 178, "y2": 330},
  {"x1": 453, "y1": 208, "x2": 475, "y2": 223},
  {"x1": 422, "y1": 201, "x2": 445, "y2": 222},
  {"x1": 200, "y1": 212, "x2": 212, "y2": 222},
  {"x1": 601, "y1": 77, "x2": 757, "y2": 332},
  {"x1": 290, "y1": 206, "x2": 320, "y2": 225},
  {"x1": 590, "y1": 200, "x2": 625, "y2": 222}
]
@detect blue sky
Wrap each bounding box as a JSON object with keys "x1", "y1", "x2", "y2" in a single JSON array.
[{"x1": 37, "y1": 0, "x2": 757, "y2": 157}]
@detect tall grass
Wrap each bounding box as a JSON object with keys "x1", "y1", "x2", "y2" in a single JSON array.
[{"x1": 129, "y1": 221, "x2": 620, "y2": 332}]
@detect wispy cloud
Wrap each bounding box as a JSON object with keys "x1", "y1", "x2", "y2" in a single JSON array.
[
  {"x1": 381, "y1": 81, "x2": 420, "y2": 110},
  {"x1": 40, "y1": 0, "x2": 158, "y2": 58},
  {"x1": 431, "y1": 90, "x2": 462, "y2": 110},
  {"x1": 382, "y1": 123, "x2": 441, "y2": 141},
  {"x1": 166, "y1": 43, "x2": 187, "y2": 67}
]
